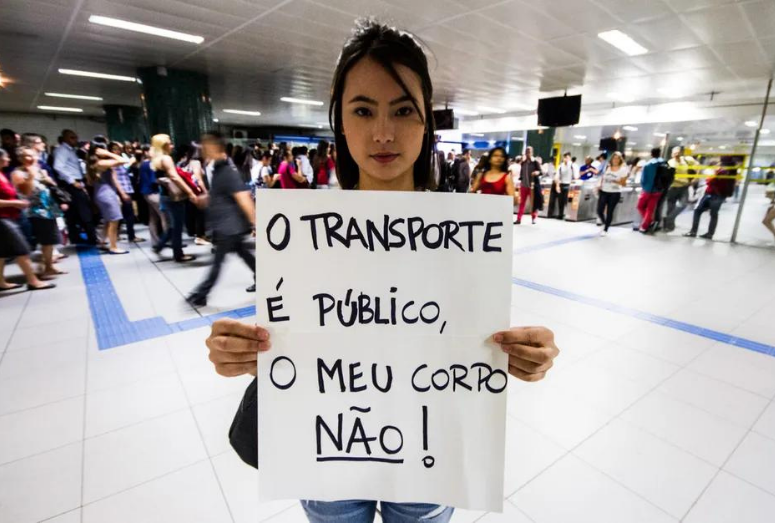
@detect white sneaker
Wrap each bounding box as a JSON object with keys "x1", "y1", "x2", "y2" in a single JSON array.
[
  {"x1": 596, "y1": 219, "x2": 603, "y2": 226},
  {"x1": 600, "y1": 230, "x2": 608, "y2": 237}
]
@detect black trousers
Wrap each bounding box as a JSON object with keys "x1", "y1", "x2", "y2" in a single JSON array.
[
  {"x1": 185, "y1": 200, "x2": 207, "y2": 239},
  {"x1": 120, "y1": 200, "x2": 136, "y2": 240},
  {"x1": 597, "y1": 191, "x2": 621, "y2": 231},
  {"x1": 190, "y1": 233, "x2": 255, "y2": 299},
  {"x1": 690, "y1": 194, "x2": 725, "y2": 237},
  {"x1": 548, "y1": 184, "x2": 570, "y2": 218},
  {"x1": 63, "y1": 184, "x2": 97, "y2": 244}
]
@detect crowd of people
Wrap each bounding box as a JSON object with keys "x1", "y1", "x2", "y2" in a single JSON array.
[{"x1": 1, "y1": 124, "x2": 773, "y2": 295}]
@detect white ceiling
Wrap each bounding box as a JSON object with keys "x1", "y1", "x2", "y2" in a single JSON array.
[{"x1": 0, "y1": 0, "x2": 773, "y2": 128}]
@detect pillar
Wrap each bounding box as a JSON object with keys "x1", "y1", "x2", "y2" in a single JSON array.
[
  {"x1": 104, "y1": 105, "x2": 148, "y2": 143},
  {"x1": 137, "y1": 66, "x2": 213, "y2": 146}
]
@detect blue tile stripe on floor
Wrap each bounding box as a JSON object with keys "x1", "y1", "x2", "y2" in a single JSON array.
[
  {"x1": 77, "y1": 247, "x2": 255, "y2": 350},
  {"x1": 512, "y1": 277, "x2": 775, "y2": 357},
  {"x1": 77, "y1": 245, "x2": 773, "y2": 358}
]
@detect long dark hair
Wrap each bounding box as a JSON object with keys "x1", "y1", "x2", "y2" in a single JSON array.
[
  {"x1": 486, "y1": 146, "x2": 508, "y2": 173},
  {"x1": 328, "y1": 19, "x2": 435, "y2": 190},
  {"x1": 312, "y1": 139, "x2": 329, "y2": 173}
]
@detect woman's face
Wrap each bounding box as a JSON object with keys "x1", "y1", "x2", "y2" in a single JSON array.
[
  {"x1": 342, "y1": 57, "x2": 426, "y2": 188},
  {"x1": 611, "y1": 154, "x2": 622, "y2": 168},
  {"x1": 110, "y1": 145, "x2": 121, "y2": 155},
  {"x1": 490, "y1": 150, "x2": 505, "y2": 168},
  {"x1": 20, "y1": 150, "x2": 36, "y2": 166}
]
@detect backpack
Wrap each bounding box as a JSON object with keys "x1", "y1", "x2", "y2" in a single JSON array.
[{"x1": 653, "y1": 160, "x2": 675, "y2": 192}]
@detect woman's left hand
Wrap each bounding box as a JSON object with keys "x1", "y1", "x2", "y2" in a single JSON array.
[{"x1": 493, "y1": 327, "x2": 559, "y2": 382}]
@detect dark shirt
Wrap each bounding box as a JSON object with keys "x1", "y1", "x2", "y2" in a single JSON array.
[
  {"x1": 209, "y1": 159, "x2": 251, "y2": 237},
  {"x1": 520, "y1": 159, "x2": 541, "y2": 187},
  {"x1": 138, "y1": 160, "x2": 158, "y2": 195}
]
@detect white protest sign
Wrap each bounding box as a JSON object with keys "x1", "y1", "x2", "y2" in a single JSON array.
[{"x1": 255, "y1": 190, "x2": 512, "y2": 512}]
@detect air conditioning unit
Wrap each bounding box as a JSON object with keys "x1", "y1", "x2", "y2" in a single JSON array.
[{"x1": 233, "y1": 129, "x2": 248, "y2": 140}]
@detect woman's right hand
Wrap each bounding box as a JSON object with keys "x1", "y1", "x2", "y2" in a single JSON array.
[{"x1": 206, "y1": 319, "x2": 271, "y2": 377}]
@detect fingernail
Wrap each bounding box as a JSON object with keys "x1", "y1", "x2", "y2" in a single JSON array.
[{"x1": 493, "y1": 334, "x2": 503, "y2": 343}]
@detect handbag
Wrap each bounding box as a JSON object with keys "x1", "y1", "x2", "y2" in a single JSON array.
[
  {"x1": 229, "y1": 377, "x2": 259, "y2": 468},
  {"x1": 50, "y1": 185, "x2": 71, "y2": 205},
  {"x1": 157, "y1": 176, "x2": 187, "y2": 202}
]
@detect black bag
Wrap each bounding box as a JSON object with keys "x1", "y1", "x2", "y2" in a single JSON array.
[
  {"x1": 50, "y1": 185, "x2": 72, "y2": 206},
  {"x1": 229, "y1": 377, "x2": 259, "y2": 468},
  {"x1": 653, "y1": 161, "x2": 675, "y2": 192}
]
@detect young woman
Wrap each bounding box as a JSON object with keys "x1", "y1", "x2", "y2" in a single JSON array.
[
  {"x1": 205, "y1": 20, "x2": 559, "y2": 523},
  {"x1": 277, "y1": 149, "x2": 307, "y2": 189},
  {"x1": 150, "y1": 134, "x2": 200, "y2": 262},
  {"x1": 11, "y1": 146, "x2": 66, "y2": 276},
  {"x1": 0, "y1": 148, "x2": 55, "y2": 291},
  {"x1": 108, "y1": 141, "x2": 142, "y2": 243},
  {"x1": 259, "y1": 150, "x2": 279, "y2": 189},
  {"x1": 88, "y1": 142, "x2": 134, "y2": 254},
  {"x1": 470, "y1": 147, "x2": 516, "y2": 199},
  {"x1": 596, "y1": 151, "x2": 629, "y2": 236},
  {"x1": 178, "y1": 143, "x2": 210, "y2": 246}
]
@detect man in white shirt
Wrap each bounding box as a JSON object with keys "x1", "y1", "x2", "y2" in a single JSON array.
[
  {"x1": 295, "y1": 146, "x2": 314, "y2": 185},
  {"x1": 53, "y1": 129, "x2": 97, "y2": 244},
  {"x1": 548, "y1": 152, "x2": 575, "y2": 219}
]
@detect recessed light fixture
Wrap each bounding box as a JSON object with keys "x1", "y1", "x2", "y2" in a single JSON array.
[
  {"x1": 223, "y1": 109, "x2": 261, "y2": 116},
  {"x1": 58, "y1": 68, "x2": 136, "y2": 82},
  {"x1": 719, "y1": 145, "x2": 727, "y2": 150},
  {"x1": 454, "y1": 108, "x2": 479, "y2": 116},
  {"x1": 477, "y1": 105, "x2": 506, "y2": 114},
  {"x1": 598, "y1": 30, "x2": 648, "y2": 56},
  {"x1": 280, "y1": 97, "x2": 324, "y2": 106},
  {"x1": 677, "y1": 137, "x2": 684, "y2": 141},
  {"x1": 45, "y1": 92, "x2": 103, "y2": 101},
  {"x1": 629, "y1": 142, "x2": 637, "y2": 146},
  {"x1": 607, "y1": 92, "x2": 635, "y2": 103},
  {"x1": 760, "y1": 129, "x2": 771, "y2": 135},
  {"x1": 623, "y1": 125, "x2": 638, "y2": 131},
  {"x1": 646, "y1": 143, "x2": 654, "y2": 148},
  {"x1": 653, "y1": 132, "x2": 666, "y2": 137},
  {"x1": 212, "y1": 118, "x2": 219, "y2": 122},
  {"x1": 572, "y1": 142, "x2": 582, "y2": 146},
  {"x1": 574, "y1": 135, "x2": 586, "y2": 140},
  {"x1": 300, "y1": 124, "x2": 323, "y2": 129},
  {"x1": 37, "y1": 105, "x2": 83, "y2": 112},
  {"x1": 89, "y1": 15, "x2": 204, "y2": 44},
  {"x1": 469, "y1": 133, "x2": 485, "y2": 137},
  {"x1": 745, "y1": 120, "x2": 758, "y2": 127}
]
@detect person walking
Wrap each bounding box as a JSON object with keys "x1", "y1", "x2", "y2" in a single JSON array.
[
  {"x1": 470, "y1": 146, "x2": 515, "y2": 197},
  {"x1": 663, "y1": 146, "x2": 696, "y2": 232},
  {"x1": 516, "y1": 146, "x2": 541, "y2": 224},
  {"x1": 596, "y1": 151, "x2": 629, "y2": 236},
  {"x1": 637, "y1": 148, "x2": 664, "y2": 234},
  {"x1": 138, "y1": 146, "x2": 167, "y2": 246},
  {"x1": 187, "y1": 132, "x2": 256, "y2": 307},
  {"x1": 684, "y1": 156, "x2": 737, "y2": 240},
  {"x1": 549, "y1": 152, "x2": 575, "y2": 219},
  {"x1": 108, "y1": 141, "x2": 143, "y2": 243}
]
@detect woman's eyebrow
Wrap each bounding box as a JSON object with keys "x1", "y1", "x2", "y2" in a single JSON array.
[{"x1": 347, "y1": 94, "x2": 416, "y2": 105}]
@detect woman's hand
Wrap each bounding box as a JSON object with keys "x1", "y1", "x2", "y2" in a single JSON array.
[
  {"x1": 206, "y1": 319, "x2": 271, "y2": 377},
  {"x1": 493, "y1": 326, "x2": 559, "y2": 382}
]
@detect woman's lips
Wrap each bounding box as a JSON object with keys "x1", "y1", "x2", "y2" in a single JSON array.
[{"x1": 371, "y1": 153, "x2": 399, "y2": 164}]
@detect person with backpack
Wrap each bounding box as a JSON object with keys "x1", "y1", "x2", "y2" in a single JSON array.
[
  {"x1": 684, "y1": 156, "x2": 738, "y2": 240},
  {"x1": 636, "y1": 147, "x2": 670, "y2": 234}
]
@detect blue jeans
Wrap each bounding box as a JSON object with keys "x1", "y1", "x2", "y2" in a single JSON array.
[
  {"x1": 301, "y1": 500, "x2": 453, "y2": 523},
  {"x1": 156, "y1": 197, "x2": 186, "y2": 260}
]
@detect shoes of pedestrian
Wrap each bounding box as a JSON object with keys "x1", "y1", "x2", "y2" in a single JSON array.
[
  {"x1": 532, "y1": 218, "x2": 537, "y2": 225},
  {"x1": 683, "y1": 232, "x2": 697, "y2": 238},
  {"x1": 600, "y1": 230, "x2": 608, "y2": 237},
  {"x1": 130, "y1": 237, "x2": 146, "y2": 243},
  {"x1": 186, "y1": 294, "x2": 207, "y2": 307},
  {"x1": 699, "y1": 233, "x2": 713, "y2": 239},
  {"x1": 246, "y1": 284, "x2": 256, "y2": 293},
  {"x1": 152, "y1": 244, "x2": 163, "y2": 255},
  {"x1": 175, "y1": 254, "x2": 197, "y2": 263}
]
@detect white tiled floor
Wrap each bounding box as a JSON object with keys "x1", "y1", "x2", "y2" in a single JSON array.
[{"x1": 1, "y1": 217, "x2": 774, "y2": 523}]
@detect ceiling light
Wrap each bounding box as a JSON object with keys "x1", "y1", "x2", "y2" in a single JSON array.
[
  {"x1": 45, "y1": 92, "x2": 103, "y2": 101},
  {"x1": 574, "y1": 135, "x2": 586, "y2": 140},
  {"x1": 623, "y1": 125, "x2": 638, "y2": 131},
  {"x1": 653, "y1": 132, "x2": 666, "y2": 137},
  {"x1": 58, "y1": 68, "x2": 136, "y2": 82},
  {"x1": 280, "y1": 97, "x2": 324, "y2": 106},
  {"x1": 454, "y1": 108, "x2": 479, "y2": 116},
  {"x1": 572, "y1": 142, "x2": 582, "y2": 146},
  {"x1": 89, "y1": 15, "x2": 203, "y2": 44},
  {"x1": 677, "y1": 137, "x2": 684, "y2": 141},
  {"x1": 760, "y1": 129, "x2": 771, "y2": 135},
  {"x1": 300, "y1": 124, "x2": 323, "y2": 129},
  {"x1": 745, "y1": 121, "x2": 758, "y2": 127},
  {"x1": 598, "y1": 30, "x2": 648, "y2": 56},
  {"x1": 646, "y1": 143, "x2": 653, "y2": 148},
  {"x1": 629, "y1": 142, "x2": 637, "y2": 146},
  {"x1": 212, "y1": 118, "x2": 219, "y2": 122},
  {"x1": 223, "y1": 109, "x2": 261, "y2": 116},
  {"x1": 37, "y1": 105, "x2": 83, "y2": 112},
  {"x1": 477, "y1": 105, "x2": 506, "y2": 114},
  {"x1": 607, "y1": 92, "x2": 635, "y2": 103},
  {"x1": 719, "y1": 145, "x2": 727, "y2": 150},
  {"x1": 469, "y1": 133, "x2": 485, "y2": 137}
]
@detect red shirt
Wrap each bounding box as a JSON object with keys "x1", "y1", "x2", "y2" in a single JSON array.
[
  {"x1": 0, "y1": 172, "x2": 20, "y2": 220},
  {"x1": 706, "y1": 169, "x2": 736, "y2": 198},
  {"x1": 316, "y1": 157, "x2": 335, "y2": 186},
  {"x1": 480, "y1": 173, "x2": 508, "y2": 195},
  {"x1": 279, "y1": 161, "x2": 305, "y2": 189}
]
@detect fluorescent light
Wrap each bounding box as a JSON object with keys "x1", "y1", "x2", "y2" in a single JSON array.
[
  {"x1": 760, "y1": 129, "x2": 771, "y2": 135},
  {"x1": 37, "y1": 105, "x2": 83, "y2": 112},
  {"x1": 300, "y1": 124, "x2": 323, "y2": 129},
  {"x1": 89, "y1": 15, "x2": 203, "y2": 44},
  {"x1": 745, "y1": 120, "x2": 758, "y2": 127},
  {"x1": 477, "y1": 105, "x2": 506, "y2": 114},
  {"x1": 469, "y1": 133, "x2": 485, "y2": 137},
  {"x1": 574, "y1": 135, "x2": 586, "y2": 140},
  {"x1": 572, "y1": 142, "x2": 582, "y2": 146},
  {"x1": 623, "y1": 125, "x2": 638, "y2": 131},
  {"x1": 223, "y1": 109, "x2": 261, "y2": 116},
  {"x1": 629, "y1": 142, "x2": 637, "y2": 146},
  {"x1": 677, "y1": 137, "x2": 684, "y2": 141},
  {"x1": 646, "y1": 143, "x2": 654, "y2": 148},
  {"x1": 607, "y1": 92, "x2": 635, "y2": 103},
  {"x1": 598, "y1": 30, "x2": 648, "y2": 56},
  {"x1": 280, "y1": 97, "x2": 324, "y2": 106},
  {"x1": 719, "y1": 145, "x2": 727, "y2": 150},
  {"x1": 212, "y1": 118, "x2": 219, "y2": 123},
  {"x1": 45, "y1": 92, "x2": 103, "y2": 101},
  {"x1": 454, "y1": 108, "x2": 479, "y2": 116},
  {"x1": 58, "y1": 68, "x2": 136, "y2": 82},
  {"x1": 653, "y1": 132, "x2": 666, "y2": 137}
]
